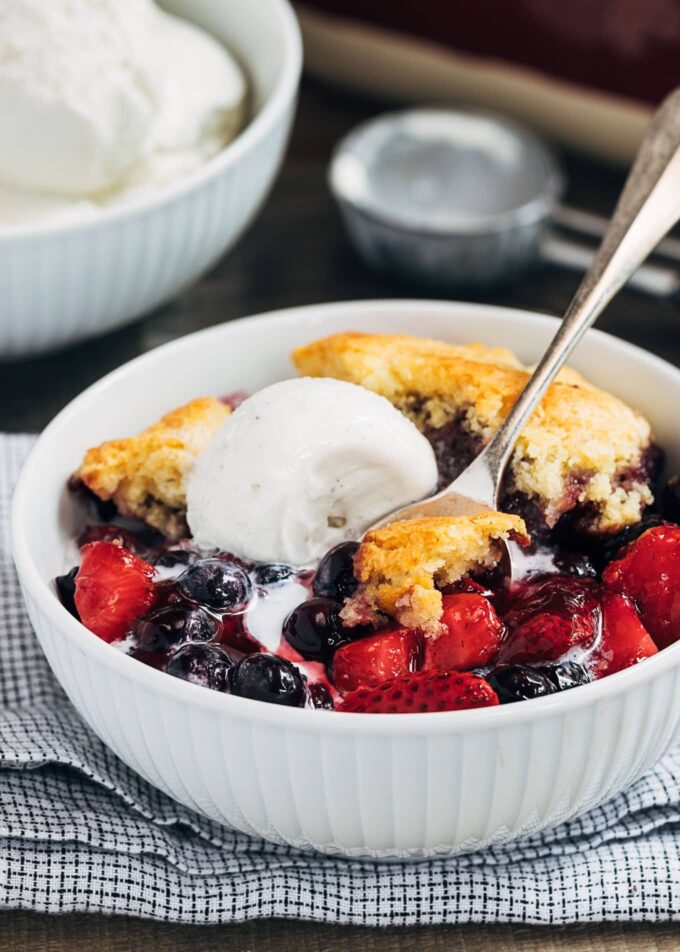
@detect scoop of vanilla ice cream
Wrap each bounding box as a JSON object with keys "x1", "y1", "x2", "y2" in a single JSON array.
[
  {"x1": 0, "y1": 184, "x2": 99, "y2": 229},
  {"x1": 0, "y1": 0, "x2": 247, "y2": 223},
  {"x1": 138, "y1": 11, "x2": 246, "y2": 177},
  {"x1": 128, "y1": 11, "x2": 246, "y2": 191},
  {"x1": 186, "y1": 379, "x2": 439, "y2": 566},
  {"x1": 0, "y1": 0, "x2": 159, "y2": 196}
]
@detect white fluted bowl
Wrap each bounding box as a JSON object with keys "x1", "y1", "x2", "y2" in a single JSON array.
[
  {"x1": 12, "y1": 300, "x2": 680, "y2": 860},
  {"x1": 0, "y1": 0, "x2": 301, "y2": 359}
]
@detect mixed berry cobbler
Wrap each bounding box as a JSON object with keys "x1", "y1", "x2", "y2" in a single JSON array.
[{"x1": 55, "y1": 332, "x2": 680, "y2": 714}]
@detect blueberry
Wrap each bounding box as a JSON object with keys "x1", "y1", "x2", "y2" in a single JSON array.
[
  {"x1": 551, "y1": 551, "x2": 598, "y2": 579},
  {"x1": 69, "y1": 478, "x2": 117, "y2": 522},
  {"x1": 602, "y1": 514, "x2": 671, "y2": 564},
  {"x1": 283, "y1": 597, "x2": 350, "y2": 661},
  {"x1": 539, "y1": 661, "x2": 591, "y2": 692},
  {"x1": 229, "y1": 653, "x2": 306, "y2": 707},
  {"x1": 55, "y1": 567, "x2": 79, "y2": 618},
  {"x1": 307, "y1": 683, "x2": 335, "y2": 710},
  {"x1": 313, "y1": 542, "x2": 359, "y2": 600},
  {"x1": 164, "y1": 643, "x2": 234, "y2": 691},
  {"x1": 153, "y1": 546, "x2": 201, "y2": 569},
  {"x1": 134, "y1": 606, "x2": 217, "y2": 652},
  {"x1": 177, "y1": 558, "x2": 252, "y2": 612},
  {"x1": 254, "y1": 563, "x2": 295, "y2": 586},
  {"x1": 662, "y1": 475, "x2": 680, "y2": 524},
  {"x1": 486, "y1": 665, "x2": 556, "y2": 704}
]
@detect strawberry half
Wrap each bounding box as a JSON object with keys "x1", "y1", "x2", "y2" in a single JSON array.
[
  {"x1": 74, "y1": 541, "x2": 156, "y2": 643},
  {"x1": 332, "y1": 626, "x2": 421, "y2": 693},
  {"x1": 339, "y1": 670, "x2": 499, "y2": 714},
  {"x1": 499, "y1": 576, "x2": 601, "y2": 665},
  {"x1": 603, "y1": 525, "x2": 680, "y2": 649},
  {"x1": 589, "y1": 591, "x2": 658, "y2": 678},
  {"x1": 424, "y1": 592, "x2": 505, "y2": 672}
]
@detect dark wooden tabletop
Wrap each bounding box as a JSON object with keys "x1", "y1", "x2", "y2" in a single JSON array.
[{"x1": 1, "y1": 80, "x2": 679, "y2": 949}]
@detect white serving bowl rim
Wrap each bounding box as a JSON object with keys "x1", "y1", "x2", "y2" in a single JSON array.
[
  {"x1": 0, "y1": 0, "x2": 302, "y2": 244},
  {"x1": 12, "y1": 299, "x2": 680, "y2": 735}
]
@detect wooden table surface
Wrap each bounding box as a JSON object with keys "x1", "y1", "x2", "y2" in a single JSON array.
[{"x1": 2, "y1": 80, "x2": 679, "y2": 948}]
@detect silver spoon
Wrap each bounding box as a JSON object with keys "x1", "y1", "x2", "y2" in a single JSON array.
[{"x1": 368, "y1": 88, "x2": 680, "y2": 569}]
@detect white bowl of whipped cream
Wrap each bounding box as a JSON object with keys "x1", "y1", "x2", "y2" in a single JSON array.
[{"x1": 0, "y1": 0, "x2": 301, "y2": 358}]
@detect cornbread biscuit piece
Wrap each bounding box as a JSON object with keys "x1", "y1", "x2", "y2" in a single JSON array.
[
  {"x1": 340, "y1": 512, "x2": 529, "y2": 638},
  {"x1": 74, "y1": 397, "x2": 231, "y2": 539},
  {"x1": 293, "y1": 333, "x2": 656, "y2": 534}
]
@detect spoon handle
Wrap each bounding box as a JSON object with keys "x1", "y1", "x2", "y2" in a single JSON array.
[{"x1": 479, "y1": 88, "x2": 680, "y2": 499}]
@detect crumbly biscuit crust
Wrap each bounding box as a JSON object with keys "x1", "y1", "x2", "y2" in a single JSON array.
[
  {"x1": 340, "y1": 512, "x2": 528, "y2": 638},
  {"x1": 74, "y1": 397, "x2": 231, "y2": 539},
  {"x1": 293, "y1": 333, "x2": 654, "y2": 532}
]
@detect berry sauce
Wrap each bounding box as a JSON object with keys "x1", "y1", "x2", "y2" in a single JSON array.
[
  {"x1": 57, "y1": 470, "x2": 679, "y2": 712},
  {"x1": 128, "y1": 540, "x2": 327, "y2": 704}
]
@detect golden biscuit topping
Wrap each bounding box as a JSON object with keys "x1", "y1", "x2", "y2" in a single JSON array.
[
  {"x1": 340, "y1": 512, "x2": 529, "y2": 638},
  {"x1": 293, "y1": 332, "x2": 655, "y2": 533},
  {"x1": 74, "y1": 397, "x2": 231, "y2": 539}
]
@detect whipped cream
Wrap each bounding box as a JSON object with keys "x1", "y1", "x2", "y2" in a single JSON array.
[
  {"x1": 186, "y1": 378, "x2": 439, "y2": 566},
  {"x1": 0, "y1": 0, "x2": 246, "y2": 229}
]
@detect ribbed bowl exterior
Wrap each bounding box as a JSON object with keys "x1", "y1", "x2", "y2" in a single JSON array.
[
  {"x1": 0, "y1": 0, "x2": 300, "y2": 358},
  {"x1": 20, "y1": 587, "x2": 680, "y2": 860},
  {"x1": 13, "y1": 301, "x2": 680, "y2": 861}
]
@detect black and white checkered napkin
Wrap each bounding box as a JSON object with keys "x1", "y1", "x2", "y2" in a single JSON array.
[{"x1": 3, "y1": 433, "x2": 680, "y2": 925}]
